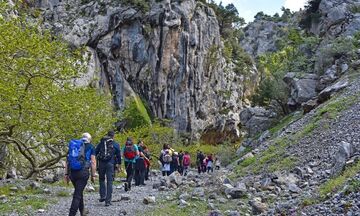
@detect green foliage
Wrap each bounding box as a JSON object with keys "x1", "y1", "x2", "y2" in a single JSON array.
[
  {"x1": 252, "y1": 29, "x2": 320, "y2": 114},
  {"x1": 299, "y1": 0, "x2": 322, "y2": 29},
  {"x1": 119, "y1": 0, "x2": 150, "y2": 13},
  {"x1": 317, "y1": 36, "x2": 357, "y2": 73},
  {"x1": 121, "y1": 96, "x2": 151, "y2": 129},
  {"x1": 350, "y1": 5, "x2": 360, "y2": 14},
  {"x1": 0, "y1": 6, "x2": 115, "y2": 178},
  {"x1": 319, "y1": 160, "x2": 360, "y2": 198}
]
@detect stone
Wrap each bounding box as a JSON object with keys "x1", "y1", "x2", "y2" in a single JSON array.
[
  {"x1": 169, "y1": 171, "x2": 182, "y2": 186},
  {"x1": 332, "y1": 141, "x2": 354, "y2": 176},
  {"x1": 43, "y1": 188, "x2": 51, "y2": 194},
  {"x1": 152, "y1": 183, "x2": 161, "y2": 189},
  {"x1": 158, "y1": 186, "x2": 167, "y2": 191},
  {"x1": 192, "y1": 187, "x2": 205, "y2": 197},
  {"x1": 38, "y1": 209, "x2": 45, "y2": 213},
  {"x1": 179, "y1": 193, "x2": 190, "y2": 201},
  {"x1": 260, "y1": 177, "x2": 272, "y2": 190},
  {"x1": 208, "y1": 202, "x2": 216, "y2": 210},
  {"x1": 6, "y1": 167, "x2": 17, "y2": 179},
  {"x1": 209, "y1": 210, "x2": 222, "y2": 216},
  {"x1": 30, "y1": 181, "x2": 41, "y2": 190},
  {"x1": 43, "y1": 174, "x2": 56, "y2": 184},
  {"x1": 0, "y1": 195, "x2": 6, "y2": 200},
  {"x1": 143, "y1": 196, "x2": 156, "y2": 204},
  {"x1": 85, "y1": 184, "x2": 95, "y2": 192},
  {"x1": 119, "y1": 209, "x2": 127, "y2": 215},
  {"x1": 225, "y1": 210, "x2": 240, "y2": 216},
  {"x1": 284, "y1": 73, "x2": 318, "y2": 106},
  {"x1": 179, "y1": 199, "x2": 190, "y2": 207},
  {"x1": 242, "y1": 152, "x2": 254, "y2": 160},
  {"x1": 318, "y1": 79, "x2": 349, "y2": 103},
  {"x1": 9, "y1": 186, "x2": 18, "y2": 192},
  {"x1": 227, "y1": 188, "x2": 247, "y2": 199},
  {"x1": 250, "y1": 197, "x2": 268, "y2": 215},
  {"x1": 288, "y1": 183, "x2": 301, "y2": 193},
  {"x1": 302, "y1": 99, "x2": 318, "y2": 114},
  {"x1": 236, "y1": 146, "x2": 247, "y2": 155},
  {"x1": 240, "y1": 107, "x2": 277, "y2": 136},
  {"x1": 121, "y1": 194, "x2": 131, "y2": 201}
]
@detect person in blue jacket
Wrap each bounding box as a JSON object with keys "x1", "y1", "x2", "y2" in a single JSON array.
[
  {"x1": 122, "y1": 137, "x2": 139, "y2": 192},
  {"x1": 95, "y1": 131, "x2": 121, "y2": 207}
]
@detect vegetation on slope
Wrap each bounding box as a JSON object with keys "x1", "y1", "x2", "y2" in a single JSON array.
[{"x1": 0, "y1": 3, "x2": 115, "y2": 178}]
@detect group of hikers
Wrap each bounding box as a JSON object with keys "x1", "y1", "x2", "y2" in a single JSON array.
[{"x1": 64, "y1": 131, "x2": 220, "y2": 216}]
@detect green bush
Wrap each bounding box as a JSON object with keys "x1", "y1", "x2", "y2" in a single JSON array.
[{"x1": 121, "y1": 96, "x2": 151, "y2": 129}]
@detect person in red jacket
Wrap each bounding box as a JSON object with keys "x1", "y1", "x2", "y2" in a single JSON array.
[{"x1": 182, "y1": 151, "x2": 191, "y2": 176}]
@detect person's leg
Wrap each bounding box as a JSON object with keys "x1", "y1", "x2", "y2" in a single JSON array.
[
  {"x1": 98, "y1": 162, "x2": 106, "y2": 201},
  {"x1": 140, "y1": 167, "x2": 145, "y2": 185},
  {"x1": 69, "y1": 170, "x2": 89, "y2": 216},
  {"x1": 105, "y1": 162, "x2": 114, "y2": 205},
  {"x1": 126, "y1": 162, "x2": 134, "y2": 190},
  {"x1": 145, "y1": 167, "x2": 149, "y2": 180},
  {"x1": 134, "y1": 169, "x2": 140, "y2": 186}
]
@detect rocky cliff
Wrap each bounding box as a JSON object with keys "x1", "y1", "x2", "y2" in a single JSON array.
[{"x1": 36, "y1": 0, "x2": 256, "y2": 141}]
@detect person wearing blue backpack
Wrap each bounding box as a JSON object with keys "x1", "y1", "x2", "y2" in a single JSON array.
[
  {"x1": 64, "y1": 132, "x2": 96, "y2": 216},
  {"x1": 95, "y1": 130, "x2": 121, "y2": 207}
]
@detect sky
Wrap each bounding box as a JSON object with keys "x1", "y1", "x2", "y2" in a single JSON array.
[{"x1": 214, "y1": 0, "x2": 308, "y2": 23}]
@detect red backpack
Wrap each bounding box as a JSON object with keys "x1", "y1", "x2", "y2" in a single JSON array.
[{"x1": 183, "y1": 154, "x2": 190, "y2": 166}]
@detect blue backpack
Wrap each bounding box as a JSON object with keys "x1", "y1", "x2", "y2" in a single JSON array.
[{"x1": 68, "y1": 139, "x2": 86, "y2": 171}]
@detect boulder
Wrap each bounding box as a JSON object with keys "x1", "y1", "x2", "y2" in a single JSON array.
[
  {"x1": 240, "y1": 107, "x2": 277, "y2": 136},
  {"x1": 284, "y1": 73, "x2": 318, "y2": 106},
  {"x1": 169, "y1": 171, "x2": 182, "y2": 186},
  {"x1": 318, "y1": 79, "x2": 349, "y2": 103},
  {"x1": 227, "y1": 188, "x2": 247, "y2": 199},
  {"x1": 30, "y1": 181, "x2": 41, "y2": 190},
  {"x1": 302, "y1": 99, "x2": 318, "y2": 114},
  {"x1": 6, "y1": 167, "x2": 17, "y2": 179},
  {"x1": 331, "y1": 141, "x2": 354, "y2": 176},
  {"x1": 249, "y1": 197, "x2": 268, "y2": 215},
  {"x1": 143, "y1": 196, "x2": 156, "y2": 204}
]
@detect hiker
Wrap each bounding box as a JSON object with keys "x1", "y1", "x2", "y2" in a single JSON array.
[
  {"x1": 171, "y1": 152, "x2": 180, "y2": 174},
  {"x1": 123, "y1": 137, "x2": 139, "y2": 191},
  {"x1": 134, "y1": 140, "x2": 149, "y2": 186},
  {"x1": 182, "y1": 151, "x2": 191, "y2": 176},
  {"x1": 159, "y1": 144, "x2": 173, "y2": 176},
  {"x1": 143, "y1": 146, "x2": 151, "y2": 181},
  {"x1": 215, "y1": 156, "x2": 221, "y2": 170},
  {"x1": 196, "y1": 150, "x2": 205, "y2": 174},
  {"x1": 178, "y1": 150, "x2": 184, "y2": 175},
  {"x1": 65, "y1": 133, "x2": 96, "y2": 216},
  {"x1": 95, "y1": 130, "x2": 121, "y2": 207},
  {"x1": 206, "y1": 154, "x2": 214, "y2": 173}
]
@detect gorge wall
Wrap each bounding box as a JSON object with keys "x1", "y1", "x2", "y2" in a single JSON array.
[{"x1": 36, "y1": 0, "x2": 257, "y2": 141}]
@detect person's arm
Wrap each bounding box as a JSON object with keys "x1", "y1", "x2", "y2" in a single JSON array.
[
  {"x1": 64, "y1": 157, "x2": 70, "y2": 184},
  {"x1": 95, "y1": 141, "x2": 100, "y2": 156},
  {"x1": 115, "y1": 143, "x2": 121, "y2": 165},
  {"x1": 90, "y1": 154, "x2": 96, "y2": 182}
]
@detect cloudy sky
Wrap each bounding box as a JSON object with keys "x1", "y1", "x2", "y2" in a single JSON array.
[{"x1": 214, "y1": 0, "x2": 308, "y2": 23}]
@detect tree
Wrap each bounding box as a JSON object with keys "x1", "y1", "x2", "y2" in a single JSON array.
[
  {"x1": 208, "y1": 2, "x2": 245, "y2": 37},
  {"x1": 0, "y1": 5, "x2": 115, "y2": 178}
]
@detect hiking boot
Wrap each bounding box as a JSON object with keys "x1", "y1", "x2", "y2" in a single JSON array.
[
  {"x1": 98, "y1": 198, "x2": 105, "y2": 202},
  {"x1": 128, "y1": 183, "x2": 131, "y2": 191},
  {"x1": 105, "y1": 202, "x2": 111, "y2": 207},
  {"x1": 124, "y1": 182, "x2": 128, "y2": 192}
]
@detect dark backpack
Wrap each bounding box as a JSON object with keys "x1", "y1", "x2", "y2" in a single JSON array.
[
  {"x1": 124, "y1": 142, "x2": 136, "y2": 160},
  {"x1": 68, "y1": 139, "x2": 86, "y2": 170},
  {"x1": 97, "y1": 138, "x2": 114, "y2": 161}
]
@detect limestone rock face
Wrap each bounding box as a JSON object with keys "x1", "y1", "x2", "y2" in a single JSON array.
[{"x1": 38, "y1": 0, "x2": 256, "y2": 138}]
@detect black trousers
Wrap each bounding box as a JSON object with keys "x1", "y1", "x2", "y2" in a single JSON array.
[
  {"x1": 134, "y1": 158, "x2": 145, "y2": 186},
  {"x1": 145, "y1": 166, "x2": 150, "y2": 180},
  {"x1": 98, "y1": 161, "x2": 114, "y2": 204},
  {"x1": 69, "y1": 169, "x2": 89, "y2": 216},
  {"x1": 125, "y1": 161, "x2": 134, "y2": 185}
]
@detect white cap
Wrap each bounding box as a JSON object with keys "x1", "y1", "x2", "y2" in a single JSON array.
[{"x1": 82, "y1": 132, "x2": 92, "y2": 143}]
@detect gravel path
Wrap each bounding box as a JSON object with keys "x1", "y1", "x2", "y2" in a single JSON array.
[{"x1": 45, "y1": 176, "x2": 173, "y2": 216}]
